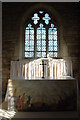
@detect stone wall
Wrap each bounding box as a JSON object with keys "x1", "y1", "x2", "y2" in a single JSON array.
[{"x1": 2, "y1": 2, "x2": 80, "y2": 109}]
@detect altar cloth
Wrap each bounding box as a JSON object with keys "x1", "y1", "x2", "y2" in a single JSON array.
[{"x1": 5, "y1": 78, "x2": 77, "y2": 112}]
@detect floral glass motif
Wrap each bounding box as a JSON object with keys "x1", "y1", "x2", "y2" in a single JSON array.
[
  {"x1": 32, "y1": 13, "x2": 40, "y2": 25},
  {"x1": 36, "y1": 24, "x2": 46, "y2": 58},
  {"x1": 43, "y1": 13, "x2": 51, "y2": 25},
  {"x1": 48, "y1": 24, "x2": 58, "y2": 57},
  {"x1": 25, "y1": 24, "x2": 34, "y2": 58}
]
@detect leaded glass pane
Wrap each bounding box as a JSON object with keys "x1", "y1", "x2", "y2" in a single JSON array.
[
  {"x1": 42, "y1": 35, "x2": 46, "y2": 39},
  {"x1": 42, "y1": 41, "x2": 46, "y2": 46},
  {"x1": 48, "y1": 24, "x2": 58, "y2": 57},
  {"x1": 30, "y1": 47, "x2": 34, "y2": 51},
  {"x1": 48, "y1": 52, "x2": 53, "y2": 57},
  {"x1": 36, "y1": 24, "x2": 46, "y2": 57},
  {"x1": 54, "y1": 41, "x2": 57, "y2": 46},
  {"x1": 29, "y1": 41, "x2": 34, "y2": 45},
  {"x1": 54, "y1": 28, "x2": 57, "y2": 31},
  {"x1": 25, "y1": 46, "x2": 29, "y2": 51},
  {"x1": 25, "y1": 52, "x2": 29, "y2": 57},
  {"x1": 30, "y1": 30, "x2": 34, "y2": 34},
  {"x1": 48, "y1": 41, "x2": 53, "y2": 46},
  {"x1": 42, "y1": 29, "x2": 46, "y2": 34},
  {"x1": 37, "y1": 52, "x2": 41, "y2": 57},
  {"x1": 30, "y1": 35, "x2": 34, "y2": 39},
  {"x1": 25, "y1": 24, "x2": 34, "y2": 58},
  {"x1": 25, "y1": 34, "x2": 29, "y2": 39},
  {"x1": 37, "y1": 47, "x2": 41, "y2": 51},
  {"x1": 30, "y1": 52, "x2": 34, "y2": 57},
  {"x1": 53, "y1": 30, "x2": 57, "y2": 35},
  {"x1": 49, "y1": 35, "x2": 53, "y2": 39},
  {"x1": 37, "y1": 40, "x2": 41, "y2": 46},
  {"x1": 42, "y1": 47, "x2": 46, "y2": 51},
  {"x1": 25, "y1": 42, "x2": 29, "y2": 47},
  {"x1": 48, "y1": 47, "x2": 53, "y2": 51},
  {"x1": 25, "y1": 30, "x2": 29, "y2": 34},
  {"x1": 37, "y1": 29, "x2": 41, "y2": 34},
  {"x1": 25, "y1": 52, "x2": 34, "y2": 58},
  {"x1": 54, "y1": 47, "x2": 58, "y2": 51},
  {"x1": 53, "y1": 52, "x2": 57, "y2": 57},
  {"x1": 37, "y1": 35, "x2": 41, "y2": 39},
  {"x1": 53, "y1": 35, "x2": 57, "y2": 40},
  {"x1": 25, "y1": 41, "x2": 29, "y2": 44},
  {"x1": 48, "y1": 28, "x2": 53, "y2": 34},
  {"x1": 42, "y1": 52, "x2": 46, "y2": 57}
]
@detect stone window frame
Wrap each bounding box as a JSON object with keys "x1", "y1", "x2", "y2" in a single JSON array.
[{"x1": 24, "y1": 9, "x2": 59, "y2": 59}]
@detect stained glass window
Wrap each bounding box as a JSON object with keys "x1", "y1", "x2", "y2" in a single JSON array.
[
  {"x1": 42, "y1": 13, "x2": 51, "y2": 25},
  {"x1": 24, "y1": 11, "x2": 58, "y2": 58},
  {"x1": 36, "y1": 24, "x2": 46, "y2": 58},
  {"x1": 32, "y1": 13, "x2": 40, "y2": 25},
  {"x1": 39, "y1": 11, "x2": 43, "y2": 14},
  {"x1": 48, "y1": 24, "x2": 58, "y2": 57},
  {"x1": 25, "y1": 24, "x2": 34, "y2": 58}
]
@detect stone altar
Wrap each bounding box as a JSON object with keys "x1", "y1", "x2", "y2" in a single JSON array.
[{"x1": 10, "y1": 58, "x2": 73, "y2": 80}]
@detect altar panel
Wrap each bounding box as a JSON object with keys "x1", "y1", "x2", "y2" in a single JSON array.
[
  {"x1": 6, "y1": 79, "x2": 77, "y2": 112},
  {"x1": 10, "y1": 58, "x2": 73, "y2": 80}
]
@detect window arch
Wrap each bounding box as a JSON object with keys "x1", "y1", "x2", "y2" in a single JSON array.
[{"x1": 24, "y1": 10, "x2": 58, "y2": 58}]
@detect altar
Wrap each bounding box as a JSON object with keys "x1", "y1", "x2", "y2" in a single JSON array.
[
  {"x1": 10, "y1": 58, "x2": 73, "y2": 80},
  {"x1": 5, "y1": 58, "x2": 77, "y2": 112}
]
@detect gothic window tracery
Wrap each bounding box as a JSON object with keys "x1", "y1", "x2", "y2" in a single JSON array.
[{"x1": 24, "y1": 10, "x2": 58, "y2": 58}]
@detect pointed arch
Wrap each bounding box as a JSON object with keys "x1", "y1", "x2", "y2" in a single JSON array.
[{"x1": 18, "y1": 3, "x2": 68, "y2": 60}]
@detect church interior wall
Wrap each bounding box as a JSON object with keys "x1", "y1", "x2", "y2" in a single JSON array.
[{"x1": 2, "y1": 2, "x2": 80, "y2": 110}]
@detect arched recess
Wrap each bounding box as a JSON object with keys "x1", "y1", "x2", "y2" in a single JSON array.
[{"x1": 17, "y1": 3, "x2": 68, "y2": 60}]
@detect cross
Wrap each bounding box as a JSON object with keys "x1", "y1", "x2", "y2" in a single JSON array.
[
  {"x1": 40, "y1": 60, "x2": 47, "y2": 78},
  {"x1": 42, "y1": 13, "x2": 51, "y2": 25},
  {"x1": 32, "y1": 13, "x2": 40, "y2": 25}
]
